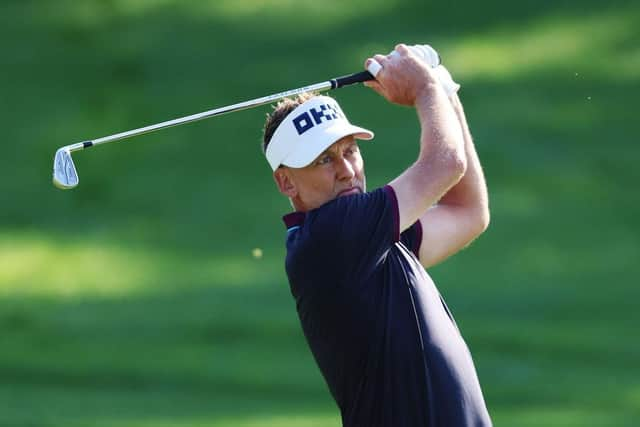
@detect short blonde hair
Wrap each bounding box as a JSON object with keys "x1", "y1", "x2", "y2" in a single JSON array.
[{"x1": 262, "y1": 92, "x2": 318, "y2": 154}]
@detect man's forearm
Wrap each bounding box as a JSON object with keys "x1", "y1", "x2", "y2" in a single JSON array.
[
  {"x1": 438, "y1": 94, "x2": 489, "y2": 223},
  {"x1": 389, "y1": 80, "x2": 468, "y2": 232}
]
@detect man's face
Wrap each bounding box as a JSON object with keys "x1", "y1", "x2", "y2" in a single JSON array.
[{"x1": 276, "y1": 136, "x2": 366, "y2": 212}]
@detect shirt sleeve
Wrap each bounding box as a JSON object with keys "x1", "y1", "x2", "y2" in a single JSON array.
[
  {"x1": 400, "y1": 220, "x2": 423, "y2": 258},
  {"x1": 304, "y1": 185, "x2": 400, "y2": 273}
]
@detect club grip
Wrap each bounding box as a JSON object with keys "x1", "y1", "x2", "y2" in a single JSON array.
[{"x1": 330, "y1": 70, "x2": 375, "y2": 89}]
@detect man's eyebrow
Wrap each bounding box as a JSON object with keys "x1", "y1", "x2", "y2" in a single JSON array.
[
  {"x1": 343, "y1": 140, "x2": 358, "y2": 149},
  {"x1": 318, "y1": 140, "x2": 358, "y2": 159}
]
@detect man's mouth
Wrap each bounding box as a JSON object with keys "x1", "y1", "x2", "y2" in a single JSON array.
[{"x1": 337, "y1": 187, "x2": 362, "y2": 197}]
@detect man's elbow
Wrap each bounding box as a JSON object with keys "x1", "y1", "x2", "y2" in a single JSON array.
[
  {"x1": 443, "y1": 146, "x2": 467, "y2": 185},
  {"x1": 458, "y1": 208, "x2": 489, "y2": 252},
  {"x1": 452, "y1": 152, "x2": 467, "y2": 181},
  {"x1": 475, "y1": 205, "x2": 490, "y2": 235}
]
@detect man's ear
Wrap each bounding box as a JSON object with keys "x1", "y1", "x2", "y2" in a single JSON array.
[{"x1": 273, "y1": 168, "x2": 297, "y2": 198}]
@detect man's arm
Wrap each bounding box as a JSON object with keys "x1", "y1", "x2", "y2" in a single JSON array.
[
  {"x1": 365, "y1": 44, "x2": 489, "y2": 268},
  {"x1": 417, "y1": 93, "x2": 490, "y2": 268},
  {"x1": 365, "y1": 45, "x2": 468, "y2": 236}
]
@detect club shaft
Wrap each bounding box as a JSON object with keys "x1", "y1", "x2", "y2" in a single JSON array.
[
  {"x1": 65, "y1": 70, "x2": 374, "y2": 153},
  {"x1": 85, "y1": 81, "x2": 332, "y2": 149},
  {"x1": 55, "y1": 70, "x2": 373, "y2": 189}
]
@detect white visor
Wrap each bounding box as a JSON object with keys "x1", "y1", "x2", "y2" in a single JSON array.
[{"x1": 265, "y1": 95, "x2": 374, "y2": 171}]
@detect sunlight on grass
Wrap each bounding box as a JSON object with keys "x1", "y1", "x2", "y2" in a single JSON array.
[
  {"x1": 54, "y1": 0, "x2": 399, "y2": 27},
  {"x1": 445, "y1": 8, "x2": 639, "y2": 81},
  {"x1": 232, "y1": 414, "x2": 339, "y2": 427},
  {"x1": 626, "y1": 385, "x2": 640, "y2": 409},
  {"x1": 123, "y1": 414, "x2": 338, "y2": 427},
  {"x1": 92, "y1": 413, "x2": 340, "y2": 427},
  {"x1": 495, "y1": 405, "x2": 633, "y2": 426},
  {"x1": 191, "y1": 0, "x2": 397, "y2": 21},
  {"x1": 0, "y1": 232, "x2": 281, "y2": 297}
]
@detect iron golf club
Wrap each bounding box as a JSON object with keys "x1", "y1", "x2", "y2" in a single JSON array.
[{"x1": 52, "y1": 70, "x2": 374, "y2": 190}]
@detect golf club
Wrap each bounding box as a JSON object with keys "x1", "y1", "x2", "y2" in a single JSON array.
[{"x1": 52, "y1": 70, "x2": 374, "y2": 190}]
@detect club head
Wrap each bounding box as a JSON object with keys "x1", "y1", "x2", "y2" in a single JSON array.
[{"x1": 53, "y1": 148, "x2": 79, "y2": 189}]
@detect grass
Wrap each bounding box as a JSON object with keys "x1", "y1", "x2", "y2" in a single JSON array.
[{"x1": 1, "y1": 0, "x2": 639, "y2": 425}]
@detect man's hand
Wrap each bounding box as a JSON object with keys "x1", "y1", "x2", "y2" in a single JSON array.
[{"x1": 364, "y1": 44, "x2": 442, "y2": 106}]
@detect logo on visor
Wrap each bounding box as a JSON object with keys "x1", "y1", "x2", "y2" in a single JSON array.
[{"x1": 292, "y1": 103, "x2": 345, "y2": 136}]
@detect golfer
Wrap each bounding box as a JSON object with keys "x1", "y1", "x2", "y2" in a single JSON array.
[{"x1": 262, "y1": 44, "x2": 492, "y2": 426}]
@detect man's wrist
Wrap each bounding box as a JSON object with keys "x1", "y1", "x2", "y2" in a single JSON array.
[{"x1": 414, "y1": 81, "x2": 450, "y2": 113}]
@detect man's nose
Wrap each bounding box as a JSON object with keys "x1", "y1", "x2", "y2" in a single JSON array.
[{"x1": 336, "y1": 157, "x2": 355, "y2": 180}]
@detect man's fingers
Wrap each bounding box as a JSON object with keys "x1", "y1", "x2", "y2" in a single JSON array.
[
  {"x1": 394, "y1": 43, "x2": 409, "y2": 55},
  {"x1": 373, "y1": 53, "x2": 387, "y2": 63},
  {"x1": 364, "y1": 79, "x2": 381, "y2": 90},
  {"x1": 363, "y1": 79, "x2": 384, "y2": 97},
  {"x1": 365, "y1": 58, "x2": 381, "y2": 77},
  {"x1": 365, "y1": 54, "x2": 389, "y2": 79}
]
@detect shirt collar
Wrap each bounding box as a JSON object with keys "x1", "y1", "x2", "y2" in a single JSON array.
[{"x1": 282, "y1": 211, "x2": 306, "y2": 229}]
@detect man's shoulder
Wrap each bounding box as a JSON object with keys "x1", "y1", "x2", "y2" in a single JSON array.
[
  {"x1": 285, "y1": 186, "x2": 399, "y2": 272},
  {"x1": 305, "y1": 186, "x2": 391, "y2": 228}
]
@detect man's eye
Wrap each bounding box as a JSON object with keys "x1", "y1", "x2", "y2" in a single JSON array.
[
  {"x1": 316, "y1": 156, "x2": 331, "y2": 165},
  {"x1": 344, "y1": 146, "x2": 358, "y2": 156}
]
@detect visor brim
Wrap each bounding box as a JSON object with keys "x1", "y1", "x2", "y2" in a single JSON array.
[{"x1": 280, "y1": 124, "x2": 374, "y2": 169}]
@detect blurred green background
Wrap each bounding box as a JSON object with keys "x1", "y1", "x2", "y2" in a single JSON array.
[{"x1": 2, "y1": 0, "x2": 639, "y2": 425}]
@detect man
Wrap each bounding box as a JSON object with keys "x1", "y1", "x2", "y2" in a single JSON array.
[{"x1": 262, "y1": 44, "x2": 492, "y2": 426}]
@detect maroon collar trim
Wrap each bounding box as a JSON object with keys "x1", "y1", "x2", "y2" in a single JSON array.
[{"x1": 283, "y1": 211, "x2": 306, "y2": 229}]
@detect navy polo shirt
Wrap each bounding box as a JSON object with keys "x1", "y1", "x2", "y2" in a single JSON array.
[{"x1": 283, "y1": 186, "x2": 491, "y2": 427}]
